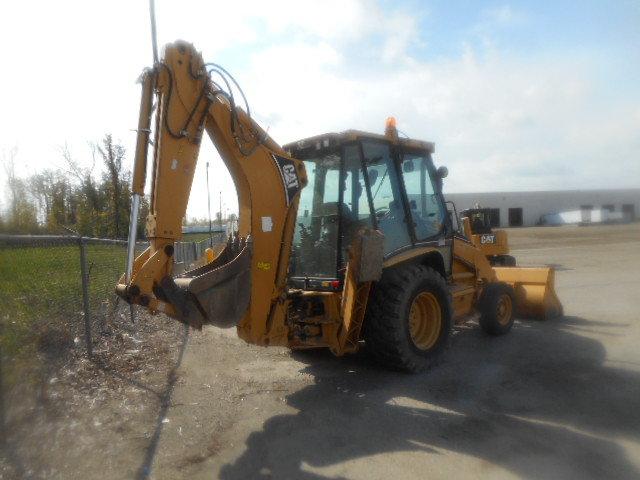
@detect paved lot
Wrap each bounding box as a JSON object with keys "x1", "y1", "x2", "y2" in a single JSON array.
[
  {"x1": 7, "y1": 224, "x2": 637, "y2": 479},
  {"x1": 144, "y1": 223, "x2": 640, "y2": 479}
]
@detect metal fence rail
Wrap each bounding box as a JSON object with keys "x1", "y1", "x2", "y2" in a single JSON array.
[{"x1": 174, "y1": 233, "x2": 226, "y2": 267}]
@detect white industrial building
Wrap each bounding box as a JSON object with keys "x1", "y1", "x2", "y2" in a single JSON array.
[{"x1": 446, "y1": 188, "x2": 640, "y2": 227}]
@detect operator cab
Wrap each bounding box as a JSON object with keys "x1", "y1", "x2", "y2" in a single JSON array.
[
  {"x1": 460, "y1": 208, "x2": 495, "y2": 235},
  {"x1": 284, "y1": 129, "x2": 449, "y2": 291}
]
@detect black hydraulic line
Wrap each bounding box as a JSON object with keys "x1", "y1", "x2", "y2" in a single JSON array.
[
  {"x1": 180, "y1": 82, "x2": 208, "y2": 136},
  {"x1": 204, "y1": 65, "x2": 264, "y2": 157},
  {"x1": 156, "y1": 63, "x2": 183, "y2": 139},
  {"x1": 204, "y1": 62, "x2": 251, "y2": 117},
  {"x1": 157, "y1": 63, "x2": 208, "y2": 142},
  {"x1": 207, "y1": 67, "x2": 235, "y2": 105}
]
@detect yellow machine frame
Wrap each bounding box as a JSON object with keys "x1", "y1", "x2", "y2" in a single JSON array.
[{"x1": 117, "y1": 40, "x2": 562, "y2": 360}]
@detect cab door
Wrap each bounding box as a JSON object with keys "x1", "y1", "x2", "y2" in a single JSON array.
[
  {"x1": 361, "y1": 140, "x2": 412, "y2": 254},
  {"x1": 399, "y1": 151, "x2": 447, "y2": 242}
]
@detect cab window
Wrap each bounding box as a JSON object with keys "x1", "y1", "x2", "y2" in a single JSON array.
[
  {"x1": 362, "y1": 141, "x2": 411, "y2": 253},
  {"x1": 401, "y1": 152, "x2": 445, "y2": 240},
  {"x1": 291, "y1": 154, "x2": 341, "y2": 278},
  {"x1": 341, "y1": 144, "x2": 374, "y2": 259}
]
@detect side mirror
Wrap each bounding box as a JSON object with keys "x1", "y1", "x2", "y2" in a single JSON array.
[{"x1": 436, "y1": 166, "x2": 448, "y2": 178}]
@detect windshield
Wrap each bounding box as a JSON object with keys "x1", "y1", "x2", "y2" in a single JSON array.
[
  {"x1": 467, "y1": 210, "x2": 493, "y2": 234},
  {"x1": 290, "y1": 153, "x2": 341, "y2": 278}
]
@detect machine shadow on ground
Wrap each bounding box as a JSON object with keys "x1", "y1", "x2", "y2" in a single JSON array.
[{"x1": 219, "y1": 316, "x2": 640, "y2": 479}]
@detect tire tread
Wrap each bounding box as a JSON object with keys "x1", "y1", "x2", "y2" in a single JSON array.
[{"x1": 364, "y1": 265, "x2": 452, "y2": 372}]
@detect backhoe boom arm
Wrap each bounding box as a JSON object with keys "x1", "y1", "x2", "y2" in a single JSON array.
[{"x1": 117, "y1": 40, "x2": 306, "y2": 346}]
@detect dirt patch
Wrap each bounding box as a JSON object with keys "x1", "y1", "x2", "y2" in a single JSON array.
[
  {"x1": 0, "y1": 305, "x2": 187, "y2": 480},
  {"x1": 504, "y1": 222, "x2": 640, "y2": 249},
  {"x1": 146, "y1": 224, "x2": 640, "y2": 480}
]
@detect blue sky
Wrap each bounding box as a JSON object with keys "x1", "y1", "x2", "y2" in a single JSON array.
[
  {"x1": 421, "y1": 1, "x2": 639, "y2": 58},
  {"x1": 1, "y1": 1, "x2": 638, "y2": 219},
  {"x1": 211, "y1": 1, "x2": 640, "y2": 73}
]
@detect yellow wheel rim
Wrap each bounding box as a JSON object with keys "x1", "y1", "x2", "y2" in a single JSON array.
[
  {"x1": 496, "y1": 294, "x2": 513, "y2": 326},
  {"x1": 408, "y1": 292, "x2": 442, "y2": 350}
]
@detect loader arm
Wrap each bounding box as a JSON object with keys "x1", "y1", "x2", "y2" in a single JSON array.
[{"x1": 117, "y1": 40, "x2": 306, "y2": 346}]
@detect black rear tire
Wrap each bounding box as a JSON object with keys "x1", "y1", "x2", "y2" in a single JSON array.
[
  {"x1": 490, "y1": 255, "x2": 516, "y2": 267},
  {"x1": 478, "y1": 282, "x2": 516, "y2": 335},
  {"x1": 364, "y1": 265, "x2": 452, "y2": 373},
  {"x1": 502, "y1": 255, "x2": 516, "y2": 266}
]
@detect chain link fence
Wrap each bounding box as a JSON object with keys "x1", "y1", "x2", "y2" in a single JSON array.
[
  {"x1": 174, "y1": 233, "x2": 226, "y2": 273},
  {"x1": 0, "y1": 232, "x2": 231, "y2": 478},
  {"x1": 0, "y1": 236, "x2": 130, "y2": 363},
  {"x1": 0, "y1": 233, "x2": 227, "y2": 365}
]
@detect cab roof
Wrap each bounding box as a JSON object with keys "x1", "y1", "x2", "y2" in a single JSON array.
[{"x1": 283, "y1": 130, "x2": 435, "y2": 159}]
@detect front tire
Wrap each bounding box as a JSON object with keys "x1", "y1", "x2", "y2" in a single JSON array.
[
  {"x1": 478, "y1": 282, "x2": 516, "y2": 335},
  {"x1": 364, "y1": 265, "x2": 452, "y2": 373}
]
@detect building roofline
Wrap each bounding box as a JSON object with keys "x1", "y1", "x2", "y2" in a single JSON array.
[{"x1": 445, "y1": 187, "x2": 640, "y2": 196}]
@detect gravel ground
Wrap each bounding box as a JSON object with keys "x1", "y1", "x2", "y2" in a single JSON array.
[
  {"x1": 0, "y1": 307, "x2": 187, "y2": 480},
  {"x1": 2, "y1": 223, "x2": 639, "y2": 479}
]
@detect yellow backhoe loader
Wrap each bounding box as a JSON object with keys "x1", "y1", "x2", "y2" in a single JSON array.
[
  {"x1": 116, "y1": 40, "x2": 563, "y2": 372},
  {"x1": 459, "y1": 207, "x2": 516, "y2": 266}
]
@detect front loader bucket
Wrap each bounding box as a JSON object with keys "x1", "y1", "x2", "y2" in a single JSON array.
[
  {"x1": 493, "y1": 266, "x2": 563, "y2": 320},
  {"x1": 160, "y1": 237, "x2": 252, "y2": 329}
]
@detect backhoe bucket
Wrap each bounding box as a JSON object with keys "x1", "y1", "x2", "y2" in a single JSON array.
[
  {"x1": 493, "y1": 267, "x2": 563, "y2": 320},
  {"x1": 161, "y1": 237, "x2": 252, "y2": 329}
]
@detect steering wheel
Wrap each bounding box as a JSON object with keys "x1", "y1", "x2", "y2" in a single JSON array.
[{"x1": 374, "y1": 205, "x2": 391, "y2": 220}]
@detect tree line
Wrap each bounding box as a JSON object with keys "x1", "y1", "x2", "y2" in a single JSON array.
[{"x1": 0, "y1": 135, "x2": 149, "y2": 239}]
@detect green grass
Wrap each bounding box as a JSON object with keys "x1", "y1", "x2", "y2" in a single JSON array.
[
  {"x1": 0, "y1": 243, "x2": 127, "y2": 359},
  {"x1": 0, "y1": 236, "x2": 226, "y2": 368}
]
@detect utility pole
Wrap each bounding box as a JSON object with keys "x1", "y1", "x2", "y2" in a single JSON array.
[
  {"x1": 219, "y1": 191, "x2": 223, "y2": 230},
  {"x1": 206, "y1": 161, "x2": 213, "y2": 246}
]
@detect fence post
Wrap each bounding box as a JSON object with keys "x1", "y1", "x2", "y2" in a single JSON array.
[
  {"x1": 78, "y1": 237, "x2": 93, "y2": 357},
  {"x1": 0, "y1": 322, "x2": 5, "y2": 438}
]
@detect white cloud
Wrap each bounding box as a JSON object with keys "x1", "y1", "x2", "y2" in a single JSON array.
[
  {"x1": 482, "y1": 5, "x2": 527, "y2": 26},
  {"x1": 0, "y1": 1, "x2": 638, "y2": 220}
]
